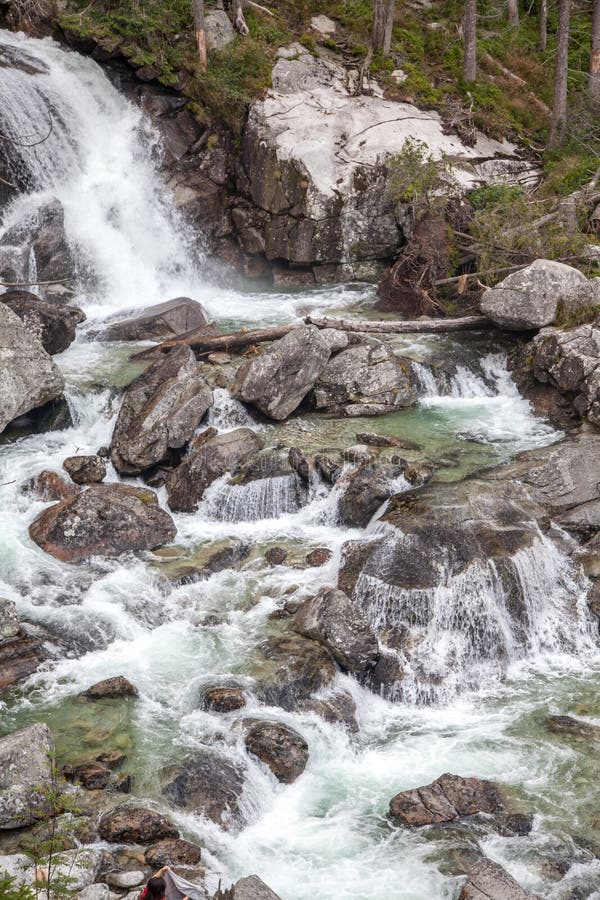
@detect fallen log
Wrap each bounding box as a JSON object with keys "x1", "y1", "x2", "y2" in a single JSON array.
[
  {"x1": 304, "y1": 315, "x2": 495, "y2": 333},
  {"x1": 130, "y1": 323, "x2": 297, "y2": 359}
]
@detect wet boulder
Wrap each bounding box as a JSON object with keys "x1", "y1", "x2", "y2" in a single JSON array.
[
  {"x1": 0, "y1": 598, "x2": 43, "y2": 692},
  {"x1": 459, "y1": 858, "x2": 540, "y2": 899},
  {"x1": 221, "y1": 876, "x2": 282, "y2": 900},
  {"x1": 110, "y1": 345, "x2": 213, "y2": 475},
  {"x1": 300, "y1": 689, "x2": 359, "y2": 732},
  {"x1": 0, "y1": 303, "x2": 65, "y2": 435},
  {"x1": 162, "y1": 749, "x2": 246, "y2": 830},
  {"x1": 294, "y1": 587, "x2": 379, "y2": 674},
  {"x1": 480, "y1": 259, "x2": 589, "y2": 331},
  {"x1": 529, "y1": 324, "x2": 600, "y2": 426},
  {"x1": 232, "y1": 325, "x2": 331, "y2": 420},
  {"x1": 98, "y1": 804, "x2": 179, "y2": 843},
  {"x1": 166, "y1": 427, "x2": 264, "y2": 513},
  {"x1": 252, "y1": 633, "x2": 337, "y2": 711},
  {"x1": 545, "y1": 714, "x2": 600, "y2": 740},
  {"x1": 0, "y1": 722, "x2": 54, "y2": 829},
  {"x1": 244, "y1": 720, "x2": 308, "y2": 784},
  {"x1": 63, "y1": 455, "x2": 106, "y2": 485},
  {"x1": 311, "y1": 341, "x2": 417, "y2": 416},
  {"x1": 145, "y1": 838, "x2": 202, "y2": 867},
  {"x1": 24, "y1": 469, "x2": 79, "y2": 501},
  {"x1": 338, "y1": 462, "x2": 408, "y2": 527},
  {"x1": 102, "y1": 297, "x2": 216, "y2": 342},
  {"x1": 389, "y1": 773, "x2": 504, "y2": 827},
  {"x1": 83, "y1": 676, "x2": 139, "y2": 699},
  {"x1": 29, "y1": 483, "x2": 177, "y2": 562},
  {"x1": 199, "y1": 683, "x2": 246, "y2": 712},
  {"x1": 1, "y1": 290, "x2": 85, "y2": 354}
]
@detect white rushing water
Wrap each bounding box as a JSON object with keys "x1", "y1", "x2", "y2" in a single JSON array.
[{"x1": 1, "y1": 29, "x2": 599, "y2": 900}]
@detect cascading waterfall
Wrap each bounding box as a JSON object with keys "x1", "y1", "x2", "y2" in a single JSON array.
[{"x1": 1, "y1": 28, "x2": 599, "y2": 900}]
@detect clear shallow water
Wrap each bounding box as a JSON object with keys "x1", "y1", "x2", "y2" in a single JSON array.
[{"x1": 0, "y1": 29, "x2": 599, "y2": 900}]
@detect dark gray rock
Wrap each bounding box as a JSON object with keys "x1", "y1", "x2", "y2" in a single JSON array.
[
  {"x1": 0, "y1": 723, "x2": 54, "y2": 829},
  {"x1": 166, "y1": 427, "x2": 264, "y2": 512},
  {"x1": 0, "y1": 290, "x2": 85, "y2": 354},
  {"x1": 217, "y1": 875, "x2": 282, "y2": 900},
  {"x1": 338, "y1": 462, "x2": 407, "y2": 528},
  {"x1": 294, "y1": 587, "x2": 379, "y2": 673},
  {"x1": 98, "y1": 805, "x2": 179, "y2": 843},
  {"x1": 162, "y1": 749, "x2": 246, "y2": 831},
  {"x1": 480, "y1": 259, "x2": 589, "y2": 330},
  {"x1": 389, "y1": 773, "x2": 504, "y2": 827},
  {"x1": 63, "y1": 455, "x2": 106, "y2": 485},
  {"x1": 311, "y1": 341, "x2": 417, "y2": 416},
  {"x1": 83, "y1": 676, "x2": 139, "y2": 699},
  {"x1": 459, "y1": 858, "x2": 540, "y2": 899},
  {"x1": 244, "y1": 720, "x2": 308, "y2": 784},
  {"x1": 0, "y1": 599, "x2": 42, "y2": 693},
  {"x1": 232, "y1": 325, "x2": 331, "y2": 420},
  {"x1": 529, "y1": 323, "x2": 600, "y2": 426},
  {"x1": 0, "y1": 303, "x2": 64, "y2": 434},
  {"x1": 111, "y1": 345, "x2": 213, "y2": 475},
  {"x1": 252, "y1": 634, "x2": 337, "y2": 711},
  {"x1": 29, "y1": 484, "x2": 177, "y2": 561},
  {"x1": 102, "y1": 297, "x2": 216, "y2": 342}
]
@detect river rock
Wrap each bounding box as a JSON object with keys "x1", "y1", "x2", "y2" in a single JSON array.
[
  {"x1": 311, "y1": 342, "x2": 417, "y2": 416},
  {"x1": 0, "y1": 302, "x2": 65, "y2": 435},
  {"x1": 253, "y1": 634, "x2": 337, "y2": 711},
  {"x1": 1, "y1": 290, "x2": 85, "y2": 354},
  {"x1": 106, "y1": 871, "x2": 145, "y2": 889},
  {"x1": 305, "y1": 547, "x2": 332, "y2": 567},
  {"x1": 223, "y1": 875, "x2": 282, "y2": 900},
  {"x1": 529, "y1": 323, "x2": 600, "y2": 426},
  {"x1": 145, "y1": 838, "x2": 202, "y2": 867},
  {"x1": 98, "y1": 805, "x2": 179, "y2": 843},
  {"x1": 63, "y1": 455, "x2": 106, "y2": 484},
  {"x1": 103, "y1": 297, "x2": 215, "y2": 342},
  {"x1": 480, "y1": 259, "x2": 589, "y2": 330},
  {"x1": 110, "y1": 345, "x2": 213, "y2": 475},
  {"x1": 200, "y1": 684, "x2": 246, "y2": 712},
  {"x1": 162, "y1": 749, "x2": 246, "y2": 830},
  {"x1": 459, "y1": 858, "x2": 540, "y2": 899},
  {"x1": 301, "y1": 689, "x2": 359, "y2": 731},
  {"x1": 29, "y1": 483, "x2": 177, "y2": 561},
  {"x1": 24, "y1": 469, "x2": 79, "y2": 501},
  {"x1": 0, "y1": 722, "x2": 54, "y2": 829},
  {"x1": 166, "y1": 427, "x2": 264, "y2": 512},
  {"x1": 294, "y1": 587, "x2": 379, "y2": 673},
  {"x1": 0, "y1": 599, "x2": 42, "y2": 692},
  {"x1": 243, "y1": 720, "x2": 308, "y2": 784},
  {"x1": 83, "y1": 676, "x2": 139, "y2": 699},
  {"x1": 545, "y1": 714, "x2": 600, "y2": 740},
  {"x1": 76, "y1": 763, "x2": 111, "y2": 790},
  {"x1": 338, "y1": 462, "x2": 408, "y2": 527},
  {"x1": 389, "y1": 773, "x2": 504, "y2": 827},
  {"x1": 232, "y1": 325, "x2": 331, "y2": 420}
]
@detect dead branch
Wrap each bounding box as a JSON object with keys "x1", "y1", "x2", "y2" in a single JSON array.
[
  {"x1": 0, "y1": 113, "x2": 53, "y2": 148},
  {"x1": 131, "y1": 323, "x2": 297, "y2": 359},
  {"x1": 305, "y1": 315, "x2": 494, "y2": 333}
]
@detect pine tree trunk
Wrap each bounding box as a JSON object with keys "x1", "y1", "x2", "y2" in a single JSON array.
[
  {"x1": 372, "y1": 0, "x2": 395, "y2": 54},
  {"x1": 463, "y1": 0, "x2": 477, "y2": 84},
  {"x1": 507, "y1": 0, "x2": 519, "y2": 26},
  {"x1": 539, "y1": 0, "x2": 547, "y2": 51},
  {"x1": 231, "y1": 0, "x2": 249, "y2": 35},
  {"x1": 193, "y1": 0, "x2": 207, "y2": 71},
  {"x1": 547, "y1": 0, "x2": 571, "y2": 150},
  {"x1": 590, "y1": 0, "x2": 600, "y2": 104}
]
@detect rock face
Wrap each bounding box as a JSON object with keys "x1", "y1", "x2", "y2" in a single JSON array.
[
  {"x1": 111, "y1": 345, "x2": 213, "y2": 475},
  {"x1": 459, "y1": 858, "x2": 539, "y2": 900},
  {"x1": 162, "y1": 750, "x2": 245, "y2": 830},
  {"x1": 480, "y1": 259, "x2": 589, "y2": 330},
  {"x1": 83, "y1": 676, "x2": 139, "y2": 699},
  {"x1": 63, "y1": 455, "x2": 106, "y2": 485},
  {"x1": 0, "y1": 598, "x2": 42, "y2": 692},
  {"x1": 29, "y1": 484, "x2": 177, "y2": 561},
  {"x1": 166, "y1": 427, "x2": 264, "y2": 512},
  {"x1": 98, "y1": 805, "x2": 179, "y2": 843},
  {"x1": 0, "y1": 303, "x2": 65, "y2": 434},
  {"x1": 103, "y1": 297, "x2": 215, "y2": 342},
  {"x1": 388, "y1": 773, "x2": 503, "y2": 827},
  {"x1": 311, "y1": 341, "x2": 417, "y2": 416},
  {"x1": 232, "y1": 325, "x2": 331, "y2": 420},
  {"x1": 0, "y1": 722, "x2": 54, "y2": 829},
  {"x1": 1, "y1": 290, "x2": 85, "y2": 354},
  {"x1": 244, "y1": 720, "x2": 309, "y2": 784},
  {"x1": 294, "y1": 587, "x2": 379, "y2": 673},
  {"x1": 528, "y1": 323, "x2": 600, "y2": 426},
  {"x1": 235, "y1": 49, "x2": 537, "y2": 284}
]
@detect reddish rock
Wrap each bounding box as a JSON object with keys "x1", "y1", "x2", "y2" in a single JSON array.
[
  {"x1": 265, "y1": 547, "x2": 288, "y2": 565},
  {"x1": 77, "y1": 764, "x2": 111, "y2": 790},
  {"x1": 200, "y1": 686, "x2": 246, "y2": 713},
  {"x1": 244, "y1": 720, "x2": 308, "y2": 784},
  {"x1": 145, "y1": 838, "x2": 202, "y2": 867},
  {"x1": 98, "y1": 805, "x2": 179, "y2": 843},
  {"x1": 83, "y1": 676, "x2": 139, "y2": 699},
  {"x1": 388, "y1": 774, "x2": 504, "y2": 827},
  {"x1": 24, "y1": 470, "x2": 79, "y2": 502},
  {"x1": 305, "y1": 548, "x2": 332, "y2": 567}
]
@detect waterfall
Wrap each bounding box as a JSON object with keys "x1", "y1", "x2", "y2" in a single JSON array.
[{"x1": 202, "y1": 474, "x2": 308, "y2": 522}]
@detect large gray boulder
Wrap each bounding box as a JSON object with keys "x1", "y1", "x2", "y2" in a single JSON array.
[
  {"x1": 162, "y1": 749, "x2": 246, "y2": 831},
  {"x1": 480, "y1": 259, "x2": 589, "y2": 330},
  {"x1": 29, "y1": 483, "x2": 177, "y2": 561},
  {"x1": 294, "y1": 587, "x2": 379, "y2": 673},
  {"x1": 219, "y1": 876, "x2": 282, "y2": 900},
  {"x1": 166, "y1": 427, "x2": 264, "y2": 512},
  {"x1": 0, "y1": 303, "x2": 64, "y2": 434},
  {"x1": 0, "y1": 722, "x2": 54, "y2": 829},
  {"x1": 1, "y1": 290, "x2": 85, "y2": 354},
  {"x1": 103, "y1": 297, "x2": 216, "y2": 342},
  {"x1": 311, "y1": 341, "x2": 417, "y2": 416},
  {"x1": 232, "y1": 325, "x2": 331, "y2": 420},
  {"x1": 459, "y1": 858, "x2": 540, "y2": 899},
  {"x1": 111, "y1": 345, "x2": 213, "y2": 475},
  {"x1": 529, "y1": 323, "x2": 600, "y2": 425}
]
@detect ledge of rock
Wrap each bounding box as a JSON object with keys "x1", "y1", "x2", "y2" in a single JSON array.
[
  {"x1": 294, "y1": 587, "x2": 379, "y2": 674},
  {"x1": 29, "y1": 483, "x2": 177, "y2": 561}
]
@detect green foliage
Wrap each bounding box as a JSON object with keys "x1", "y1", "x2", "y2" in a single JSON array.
[
  {"x1": 555, "y1": 300, "x2": 600, "y2": 329},
  {"x1": 468, "y1": 183, "x2": 525, "y2": 211},
  {"x1": 544, "y1": 153, "x2": 599, "y2": 197},
  {"x1": 0, "y1": 874, "x2": 36, "y2": 900},
  {"x1": 387, "y1": 138, "x2": 456, "y2": 207}
]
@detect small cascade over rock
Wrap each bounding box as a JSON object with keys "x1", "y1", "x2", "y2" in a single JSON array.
[{"x1": 202, "y1": 473, "x2": 308, "y2": 522}]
